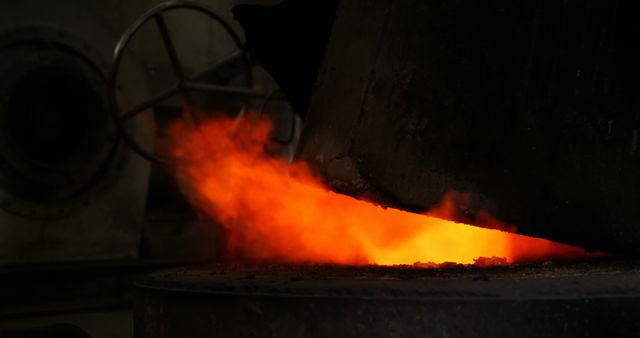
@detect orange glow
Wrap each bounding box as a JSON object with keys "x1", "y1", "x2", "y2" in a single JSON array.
[{"x1": 167, "y1": 112, "x2": 600, "y2": 266}]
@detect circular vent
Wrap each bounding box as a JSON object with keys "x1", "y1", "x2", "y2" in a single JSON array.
[{"x1": 0, "y1": 44, "x2": 117, "y2": 202}]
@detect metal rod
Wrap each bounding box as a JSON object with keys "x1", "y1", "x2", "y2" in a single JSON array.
[
  {"x1": 155, "y1": 14, "x2": 185, "y2": 80},
  {"x1": 121, "y1": 83, "x2": 181, "y2": 120}
]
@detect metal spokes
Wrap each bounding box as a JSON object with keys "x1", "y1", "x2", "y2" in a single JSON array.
[{"x1": 109, "y1": 0, "x2": 260, "y2": 165}]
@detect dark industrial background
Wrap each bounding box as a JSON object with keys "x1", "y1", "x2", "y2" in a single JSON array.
[
  {"x1": 1, "y1": 0, "x2": 640, "y2": 337},
  {"x1": 0, "y1": 1, "x2": 281, "y2": 337}
]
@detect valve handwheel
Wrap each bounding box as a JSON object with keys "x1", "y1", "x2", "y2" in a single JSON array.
[{"x1": 109, "y1": 0, "x2": 257, "y2": 165}]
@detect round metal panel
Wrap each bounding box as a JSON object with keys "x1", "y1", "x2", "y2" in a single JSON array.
[{"x1": 0, "y1": 0, "x2": 152, "y2": 263}]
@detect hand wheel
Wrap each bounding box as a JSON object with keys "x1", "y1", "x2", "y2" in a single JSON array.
[{"x1": 109, "y1": 0, "x2": 261, "y2": 165}]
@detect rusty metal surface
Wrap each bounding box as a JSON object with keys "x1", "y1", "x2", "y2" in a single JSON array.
[
  {"x1": 299, "y1": 0, "x2": 640, "y2": 255},
  {"x1": 135, "y1": 259, "x2": 640, "y2": 337}
]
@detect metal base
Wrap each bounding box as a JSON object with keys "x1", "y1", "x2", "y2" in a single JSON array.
[{"x1": 134, "y1": 259, "x2": 640, "y2": 338}]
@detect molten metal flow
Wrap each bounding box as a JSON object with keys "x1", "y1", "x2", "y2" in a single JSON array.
[{"x1": 168, "y1": 113, "x2": 599, "y2": 266}]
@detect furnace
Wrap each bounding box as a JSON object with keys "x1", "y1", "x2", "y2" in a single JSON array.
[
  {"x1": 2, "y1": 0, "x2": 640, "y2": 337},
  {"x1": 134, "y1": 260, "x2": 640, "y2": 338}
]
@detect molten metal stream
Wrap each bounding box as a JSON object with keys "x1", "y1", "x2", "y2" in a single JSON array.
[{"x1": 168, "y1": 113, "x2": 599, "y2": 266}]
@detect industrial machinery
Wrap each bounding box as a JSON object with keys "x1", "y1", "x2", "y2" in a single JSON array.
[
  {"x1": 3, "y1": 1, "x2": 640, "y2": 337},
  {"x1": 0, "y1": 0, "x2": 301, "y2": 324},
  {"x1": 109, "y1": 1, "x2": 297, "y2": 165},
  {"x1": 0, "y1": 0, "x2": 152, "y2": 265},
  {"x1": 0, "y1": 0, "x2": 300, "y2": 265}
]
